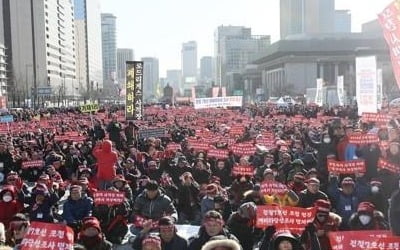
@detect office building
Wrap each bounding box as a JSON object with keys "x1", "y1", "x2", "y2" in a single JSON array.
[
  {"x1": 200, "y1": 56, "x2": 214, "y2": 88},
  {"x1": 280, "y1": 0, "x2": 335, "y2": 39},
  {"x1": 214, "y1": 25, "x2": 270, "y2": 94},
  {"x1": 181, "y1": 41, "x2": 197, "y2": 92},
  {"x1": 335, "y1": 10, "x2": 351, "y2": 33},
  {"x1": 74, "y1": 0, "x2": 103, "y2": 96},
  {"x1": 142, "y1": 57, "x2": 159, "y2": 101},
  {"x1": 0, "y1": 0, "x2": 77, "y2": 106},
  {"x1": 101, "y1": 13, "x2": 117, "y2": 95},
  {"x1": 117, "y1": 48, "x2": 134, "y2": 86},
  {"x1": 0, "y1": 44, "x2": 6, "y2": 96},
  {"x1": 166, "y1": 69, "x2": 181, "y2": 94}
]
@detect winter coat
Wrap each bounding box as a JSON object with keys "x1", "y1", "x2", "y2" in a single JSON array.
[
  {"x1": 327, "y1": 177, "x2": 369, "y2": 226},
  {"x1": 305, "y1": 133, "x2": 336, "y2": 174},
  {"x1": 133, "y1": 190, "x2": 178, "y2": 221},
  {"x1": 192, "y1": 168, "x2": 211, "y2": 185},
  {"x1": 177, "y1": 183, "x2": 200, "y2": 214},
  {"x1": 27, "y1": 192, "x2": 59, "y2": 223},
  {"x1": 348, "y1": 211, "x2": 389, "y2": 230},
  {"x1": 211, "y1": 166, "x2": 233, "y2": 187},
  {"x1": 62, "y1": 195, "x2": 93, "y2": 224},
  {"x1": 0, "y1": 186, "x2": 23, "y2": 228},
  {"x1": 200, "y1": 196, "x2": 215, "y2": 219},
  {"x1": 201, "y1": 238, "x2": 241, "y2": 250},
  {"x1": 106, "y1": 121, "x2": 122, "y2": 144},
  {"x1": 356, "y1": 145, "x2": 381, "y2": 180},
  {"x1": 93, "y1": 140, "x2": 117, "y2": 181},
  {"x1": 226, "y1": 212, "x2": 255, "y2": 250},
  {"x1": 389, "y1": 189, "x2": 400, "y2": 236},
  {"x1": 313, "y1": 212, "x2": 341, "y2": 250},
  {"x1": 188, "y1": 227, "x2": 240, "y2": 250}
]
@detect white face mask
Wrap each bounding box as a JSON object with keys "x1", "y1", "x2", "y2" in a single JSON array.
[
  {"x1": 3, "y1": 195, "x2": 12, "y2": 202},
  {"x1": 323, "y1": 138, "x2": 331, "y2": 144},
  {"x1": 359, "y1": 215, "x2": 372, "y2": 225},
  {"x1": 371, "y1": 186, "x2": 379, "y2": 194}
]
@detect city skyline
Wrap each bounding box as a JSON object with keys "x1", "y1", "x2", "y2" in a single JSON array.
[{"x1": 99, "y1": 0, "x2": 393, "y2": 77}]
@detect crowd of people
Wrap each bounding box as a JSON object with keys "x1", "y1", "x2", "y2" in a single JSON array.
[{"x1": 0, "y1": 103, "x2": 399, "y2": 250}]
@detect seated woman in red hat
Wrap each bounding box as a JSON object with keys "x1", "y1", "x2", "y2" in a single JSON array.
[
  {"x1": 348, "y1": 201, "x2": 389, "y2": 231},
  {"x1": 77, "y1": 216, "x2": 112, "y2": 250}
]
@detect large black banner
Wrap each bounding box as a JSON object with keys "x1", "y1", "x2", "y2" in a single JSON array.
[{"x1": 125, "y1": 61, "x2": 143, "y2": 120}]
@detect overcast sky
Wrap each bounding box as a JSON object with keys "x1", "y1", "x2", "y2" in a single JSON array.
[{"x1": 99, "y1": 0, "x2": 393, "y2": 77}]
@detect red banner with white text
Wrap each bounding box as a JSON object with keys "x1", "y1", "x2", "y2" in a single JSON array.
[
  {"x1": 328, "y1": 230, "x2": 400, "y2": 250},
  {"x1": 327, "y1": 159, "x2": 366, "y2": 174}
]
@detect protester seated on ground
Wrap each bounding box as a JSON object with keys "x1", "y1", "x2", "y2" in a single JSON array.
[
  {"x1": 327, "y1": 174, "x2": 369, "y2": 229},
  {"x1": 258, "y1": 223, "x2": 321, "y2": 250},
  {"x1": 132, "y1": 216, "x2": 189, "y2": 250},
  {"x1": 5, "y1": 214, "x2": 29, "y2": 247},
  {"x1": 77, "y1": 216, "x2": 112, "y2": 250},
  {"x1": 226, "y1": 202, "x2": 258, "y2": 250},
  {"x1": 201, "y1": 235, "x2": 241, "y2": 250},
  {"x1": 0, "y1": 185, "x2": 23, "y2": 229},
  {"x1": 189, "y1": 210, "x2": 240, "y2": 250},
  {"x1": 348, "y1": 202, "x2": 389, "y2": 231},
  {"x1": 312, "y1": 199, "x2": 341, "y2": 250},
  {"x1": 112, "y1": 174, "x2": 133, "y2": 201},
  {"x1": 62, "y1": 185, "x2": 93, "y2": 232},
  {"x1": 298, "y1": 177, "x2": 328, "y2": 208},
  {"x1": 23, "y1": 183, "x2": 59, "y2": 223}
]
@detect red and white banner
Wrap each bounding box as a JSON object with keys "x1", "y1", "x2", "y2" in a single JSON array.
[
  {"x1": 348, "y1": 133, "x2": 380, "y2": 144},
  {"x1": 260, "y1": 181, "x2": 288, "y2": 196},
  {"x1": 188, "y1": 142, "x2": 210, "y2": 151},
  {"x1": 54, "y1": 135, "x2": 86, "y2": 142},
  {"x1": 356, "y1": 56, "x2": 378, "y2": 116},
  {"x1": 20, "y1": 222, "x2": 74, "y2": 250},
  {"x1": 207, "y1": 149, "x2": 229, "y2": 159},
  {"x1": 379, "y1": 2, "x2": 400, "y2": 90},
  {"x1": 328, "y1": 230, "x2": 400, "y2": 250},
  {"x1": 378, "y1": 158, "x2": 400, "y2": 174},
  {"x1": 22, "y1": 160, "x2": 45, "y2": 169},
  {"x1": 166, "y1": 143, "x2": 181, "y2": 151},
  {"x1": 256, "y1": 206, "x2": 316, "y2": 233},
  {"x1": 133, "y1": 215, "x2": 159, "y2": 229},
  {"x1": 362, "y1": 112, "x2": 391, "y2": 124},
  {"x1": 327, "y1": 159, "x2": 366, "y2": 174},
  {"x1": 230, "y1": 143, "x2": 256, "y2": 156},
  {"x1": 93, "y1": 191, "x2": 125, "y2": 205},
  {"x1": 232, "y1": 165, "x2": 254, "y2": 176}
]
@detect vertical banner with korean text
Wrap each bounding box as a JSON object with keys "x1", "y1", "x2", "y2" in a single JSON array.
[
  {"x1": 337, "y1": 75, "x2": 344, "y2": 106},
  {"x1": 315, "y1": 78, "x2": 324, "y2": 106},
  {"x1": 377, "y1": 68, "x2": 383, "y2": 109},
  {"x1": 356, "y1": 56, "x2": 378, "y2": 115},
  {"x1": 378, "y1": 2, "x2": 400, "y2": 90},
  {"x1": 125, "y1": 61, "x2": 144, "y2": 120}
]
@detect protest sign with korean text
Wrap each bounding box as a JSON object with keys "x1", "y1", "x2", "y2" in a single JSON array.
[
  {"x1": 348, "y1": 133, "x2": 380, "y2": 145},
  {"x1": 256, "y1": 206, "x2": 316, "y2": 233},
  {"x1": 20, "y1": 222, "x2": 74, "y2": 250},
  {"x1": 93, "y1": 191, "x2": 125, "y2": 206},
  {"x1": 22, "y1": 160, "x2": 45, "y2": 169},
  {"x1": 328, "y1": 230, "x2": 400, "y2": 250},
  {"x1": 378, "y1": 158, "x2": 400, "y2": 174},
  {"x1": 327, "y1": 159, "x2": 366, "y2": 174},
  {"x1": 260, "y1": 181, "x2": 288, "y2": 196},
  {"x1": 232, "y1": 165, "x2": 254, "y2": 177}
]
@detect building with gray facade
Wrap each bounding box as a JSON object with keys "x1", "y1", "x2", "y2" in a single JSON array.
[
  {"x1": 117, "y1": 48, "x2": 134, "y2": 86},
  {"x1": 142, "y1": 57, "x2": 159, "y2": 101},
  {"x1": 214, "y1": 25, "x2": 270, "y2": 94},
  {"x1": 335, "y1": 10, "x2": 351, "y2": 33},
  {"x1": 0, "y1": 43, "x2": 6, "y2": 96},
  {"x1": 252, "y1": 33, "x2": 397, "y2": 102},
  {"x1": 74, "y1": 0, "x2": 103, "y2": 98},
  {"x1": 200, "y1": 56, "x2": 214, "y2": 88},
  {"x1": 280, "y1": 0, "x2": 335, "y2": 39},
  {"x1": 181, "y1": 41, "x2": 197, "y2": 93},
  {"x1": 166, "y1": 69, "x2": 181, "y2": 95},
  {"x1": 0, "y1": 0, "x2": 77, "y2": 107},
  {"x1": 101, "y1": 13, "x2": 117, "y2": 96}
]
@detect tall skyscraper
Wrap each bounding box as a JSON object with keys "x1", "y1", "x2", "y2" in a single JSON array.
[
  {"x1": 335, "y1": 10, "x2": 351, "y2": 33},
  {"x1": 181, "y1": 41, "x2": 197, "y2": 92},
  {"x1": 142, "y1": 57, "x2": 159, "y2": 101},
  {"x1": 215, "y1": 26, "x2": 270, "y2": 93},
  {"x1": 74, "y1": 0, "x2": 103, "y2": 96},
  {"x1": 101, "y1": 13, "x2": 117, "y2": 95},
  {"x1": 280, "y1": 0, "x2": 335, "y2": 39},
  {"x1": 0, "y1": 0, "x2": 77, "y2": 104},
  {"x1": 117, "y1": 48, "x2": 134, "y2": 85},
  {"x1": 200, "y1": 56, "x2": 213, "y2": 88},
  {"x1": 166, "y1": 69, "x2": 181, "y2": 94}
]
